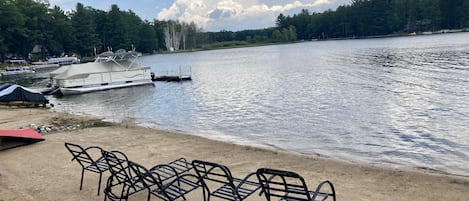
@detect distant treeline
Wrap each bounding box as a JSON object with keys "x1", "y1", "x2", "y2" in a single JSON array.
[
  {"x1": 278, "y1": 0, "x2": 469, "y2": 40},
  {"x1": 1, "y1": 0, "x2": 468, "y2": 61},
  {"x1": 0, "y1": 0, "x2": 295, "y2": 61},
  {"x1": 0, "y1": 0, "x2": 200, "y2": 60}
]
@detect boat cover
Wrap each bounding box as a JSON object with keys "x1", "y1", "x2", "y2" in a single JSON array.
[
  {"x1": 0, "y1": 128, "x2": 45, "y2": 151},
  {"x1": 0, "y1": 84, "x2": 49, "y2": 104},
  {"x1": 0, "y1": 83, "x2": 12, "y2": 91},
  {"x1": 50, "y1": 60, "x2": 149, "y2": 80}
]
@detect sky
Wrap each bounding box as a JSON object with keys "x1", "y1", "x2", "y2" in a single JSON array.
[{"x1": 48, "y1": 0, "x2": 351, "y2": 31}]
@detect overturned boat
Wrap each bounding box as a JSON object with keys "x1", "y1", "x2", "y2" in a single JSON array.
[
  {"x1": 49, "y1": 49, "x2": 153, "y2": 95},
  {"x1": 0, "y1": 128, "x2": 45, "y2": 151}
]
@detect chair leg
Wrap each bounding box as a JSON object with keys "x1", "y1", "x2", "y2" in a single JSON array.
[
  {"x1": 97, "y1": 172, "x2": 102, "y2": 196},
  {"x1": 80, "y1": 169, "x2": 85, "y2": 190},
  {"x1": 147, "y1": 189, "x2": 151, "y2": 201},
  {"x1": 201, "y1": 186, "x2": 208, "y2": 201}
]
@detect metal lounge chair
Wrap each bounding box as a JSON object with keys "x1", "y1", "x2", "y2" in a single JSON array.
[
  {"x1": 129, "y1": 161, "x2": 201, "y2": 201},
  {"x1": 191, "y1": 160, "x2": 261, "y2": 201},
  {"x1": 64, "y1": 142, "x2": 110, "y2": 195},
  {"x1": 101, "y1": 149, "x2": 149, "y2": 201},
  {"x1": 102, "y1": 149, "x2": 196, "y2": 201},
  {"x1": 150, "y1": 157, "x2": 193, "y2": 182},
  {"x1": 256, "y1": 168, "x2": 336, "y2": 201}
]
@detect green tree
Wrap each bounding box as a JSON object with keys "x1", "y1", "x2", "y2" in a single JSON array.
[
  {"x1": 138, "y1": 22, "x2": 157, "y2": 53},
  {"x1": 271, "y1": 30, "x2": 284, "y2": 42},
  {"x1": 47, "y1": 6, "x2": 76, "y2": 56},
  {"x1": 8, "y1": 0, "x2": 50, "y2": 58},
  {"x1": 288, "y1": 26, "x2": 297, "y2": 41},
  {"x1": 71, "y1": 3, "x2": 100, "y2": 57},
  {"x1": 0, "y1": 0, "x2": 26, "y2": 59},
  {"x1": 462, "y1": 0, "x2": 469, "y2": 27}
]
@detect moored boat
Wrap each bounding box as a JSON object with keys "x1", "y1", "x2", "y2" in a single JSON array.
[
  {"x1": 49, "y1": 49, "x2": 153, "y2": 95},
  {"x1": 46, "y1": 56, "x2": 80, "y2": 66},
  {"x1": 0, "y1": 66, "x2": 36, "y2": 78}
]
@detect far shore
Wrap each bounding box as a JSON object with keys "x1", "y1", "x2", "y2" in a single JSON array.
[{"x1": 0, "y1": 108, "x2": 468, "y2": 201}]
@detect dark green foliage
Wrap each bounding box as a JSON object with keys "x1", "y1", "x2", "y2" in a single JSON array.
[
  {"x1": 0, "y1": 0, "x2": 300, "y2": 61},
  {"x1": 71, "y1": 3, "x2": 100, "y2": 57},
  {"x1": 0, "y1": 0, "x2": 173, "y2": 61},
  {"x1": 1, "y1": 0, "x2": 468, "y2": 62},
  {"x1": 280, "y1": 0, "x2": 469, "y2": 40}
]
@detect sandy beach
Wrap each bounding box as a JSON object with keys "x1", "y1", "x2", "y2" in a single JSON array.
[{"x1": 0, "y1": 108, "x2": 468, "y2": 201}]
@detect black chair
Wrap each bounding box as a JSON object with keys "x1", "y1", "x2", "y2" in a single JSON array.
[
  {"x1": 256, "y1": 168, "x2": 336, "y2": 201},
  {"x1": 192, "y1": 160, "x2": 261, "y2": 201},
  {"x1": 150, "y1": 158, "x2": 193, "y2": 182},
  {"x1": 64, "y1": 142, "x2": 110, "y2": 195},
  {"x1": 130, "y1": 161, "x2": 201, "y2": 201},
  {"x1": 102, "y1": 149, "x2": 197, "y2": 201},
  {"x1": 101, "y1": 149, "x2": 149, "y2": 201}
]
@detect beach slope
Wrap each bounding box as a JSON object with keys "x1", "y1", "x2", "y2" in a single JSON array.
[{"x1": 0, "y1": 108, "x2": 468, "y2": 201}]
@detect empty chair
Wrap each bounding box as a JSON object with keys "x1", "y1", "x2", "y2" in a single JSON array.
[
  {"x1": 102, "y1": 149, "x2": 197, "y2": 201},
  {"x1": 130, "y1": 161, "x2": 201, "y2": 201},
  {"x1": 64, "y1": 142, "x2": 110, "y2": 195},
  {"x1": 256, "y1": 168, "x2": 336, "y2": 201},
  {"x1": 101, "y1": 149, "x2": 150, "y2": 201},
  {"x1": 192, "y1": 160, "x2": 261, "y2": 201},
  {"x1": 150, "y1": 157, "x2": 193, "y2": 182}
]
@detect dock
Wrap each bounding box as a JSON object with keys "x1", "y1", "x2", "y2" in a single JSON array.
[
  {"x1": 151, "y1": 74, "x2": 191, "y2": 82},
  {"x1": 151, "y1": 66, "x2": 192, "y2": 82}
]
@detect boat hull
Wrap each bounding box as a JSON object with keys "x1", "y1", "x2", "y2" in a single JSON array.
[{"x1": 59, "y1": 80, "x2": 154, "y2": 95}]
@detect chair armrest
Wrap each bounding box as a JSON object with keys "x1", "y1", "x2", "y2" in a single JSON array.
[
  {"x1": 236, "y1": 172, "x2": 260, "y2": 188},
  {"x1": 149, "y1": 164, "x2": 180, "y2": 182},
  {"x1": 311, "y1": 180, "x2": 336, "y2": 201}
]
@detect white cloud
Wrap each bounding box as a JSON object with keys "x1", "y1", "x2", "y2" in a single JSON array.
[{"x1": 157, "y1": 0, "x2": 347, "y2": 31}]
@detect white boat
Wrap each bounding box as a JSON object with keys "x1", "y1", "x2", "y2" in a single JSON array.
[
  {"x1": 46, "y1": 56, "x2": 80, "y2": 66},
  {"x1": 31, "y1": 62, "x2": 60, "y2": 69},
  {"x1": 0, "y1": 66, "x2": 36, "y2": 78},
  {"x1": 49, "y1": 49, "x2": 153, "y2": 95}
]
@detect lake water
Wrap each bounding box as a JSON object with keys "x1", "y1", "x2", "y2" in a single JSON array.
[{"x1": 50, "y1": 33, "x2": 469, "y2": 176}]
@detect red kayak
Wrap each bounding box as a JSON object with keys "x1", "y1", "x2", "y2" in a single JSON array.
[{"x1": 0, "y1": 128, "x2": 45, "y2": 151}]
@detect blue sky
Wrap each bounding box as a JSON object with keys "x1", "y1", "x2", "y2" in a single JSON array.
[{"x1": 49, "y1": 0, "x2": 350, "y2": 31}]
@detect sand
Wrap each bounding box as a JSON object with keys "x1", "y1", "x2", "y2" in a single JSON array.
[{"x1": 0, "y1": 108, "x2": 468, "y2": 201}]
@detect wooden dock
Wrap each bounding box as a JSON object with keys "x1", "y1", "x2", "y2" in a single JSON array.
[
  {"x1": 151, "y1": 66, "x2": 192, "y2": 82},
  {"x1": 151, "y1": 74, "x2": 191, "y2": 82}
]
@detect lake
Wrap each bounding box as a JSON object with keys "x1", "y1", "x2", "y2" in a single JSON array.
[{"x1": 50, "y1": 32, "x2": 469, "y2": 176}]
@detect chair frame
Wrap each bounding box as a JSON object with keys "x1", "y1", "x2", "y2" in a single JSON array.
[
  {"x1": 101, "y1": 149, "x2": 151, "y2": 201},
  {"x1": 64, "y1": 142, "x2": 110, "y2": 195},
  {"x1": 102, "y1": 149, "x2": 197, "y2": 201},
  {"x1": 130, "y1": 161, "x2": 201, "y2": 201},
  {"x1": 192, "y1": 159, "x2": 261, "y2": 201},
  {"x1": 256, "y1": 168, "x2": 336, "y2": 201}
]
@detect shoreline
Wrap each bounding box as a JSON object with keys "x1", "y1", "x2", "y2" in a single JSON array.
[
  {"x1": 64, "y1": 108, "x2": 469, "y2": 178},
  {"x1": 1, "y1": 108, "x2": 469, "y2": 201}
]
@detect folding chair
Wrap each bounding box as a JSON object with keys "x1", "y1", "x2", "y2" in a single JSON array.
[
  {"x1": 64, "y1": 142, "x2": 110, "y2": 195},
  {"x1": 256, "y1": 168, "x2": 336, "y2": 201},
  {"x1": 192, "y1": 160, "x2": 261, "y2": 201}
]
